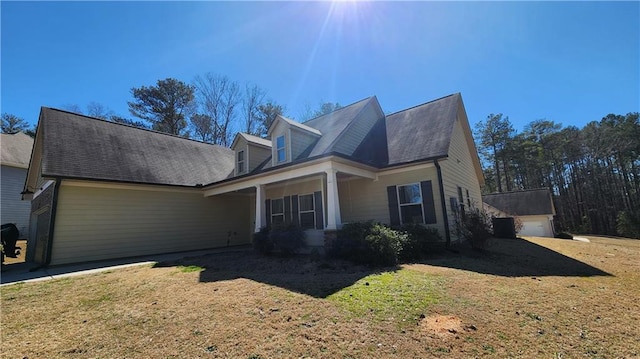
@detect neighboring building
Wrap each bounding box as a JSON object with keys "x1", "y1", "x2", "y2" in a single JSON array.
[
  {"x1": 483, "y1": 188, "x2": 556, "y2": 237},
  {"x1": 1, "y1": 132, "x2": 34, "y2": 237},
  {"x1": 23, "y1": 93, "x2": 485, "y2": 266}
]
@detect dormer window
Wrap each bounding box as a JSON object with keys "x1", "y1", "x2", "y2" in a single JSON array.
[
  {"x1": 237, "y1": 150, "x2": 245, "y2": 174},
  {"x1": 276, "y1": 135, "x2": 286, "y2": 163}
]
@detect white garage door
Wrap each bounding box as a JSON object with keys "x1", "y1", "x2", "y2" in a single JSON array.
[{"x1": 520, "y1": 221, "x2": 547, "y2": 237}]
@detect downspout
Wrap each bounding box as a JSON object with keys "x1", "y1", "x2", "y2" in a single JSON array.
[
  {"x1": 44, "y1": 178, "x2": 62, "y2": 266},
  {"x1": 434, "y1": 160, "x2": 451, "y2": 247}
]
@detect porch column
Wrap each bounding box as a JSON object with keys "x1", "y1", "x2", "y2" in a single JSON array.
[
  {"x1": 254, "y1": 184, "x2": 266, "y2": 232},
  {"x1": 325, "y1": 168, "x2": 342, "y2": 230}
]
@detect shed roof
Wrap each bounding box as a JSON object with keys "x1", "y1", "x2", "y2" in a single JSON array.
[
  {"x1": 1, "y1": 132, "x2": 34, "y2": 169},
  {"x1": 482, "y1": 188, "x2": 556, "y2": 216}
]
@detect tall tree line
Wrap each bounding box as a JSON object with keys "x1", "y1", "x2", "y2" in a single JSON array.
[{"x1": 475, "y1": 112, "x2": 640, "y2": 238}]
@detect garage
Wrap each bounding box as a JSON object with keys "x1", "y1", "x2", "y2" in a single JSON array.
[
  {"x1": 520, "y1": 220, "x2": 548, "y2": 237},
  {"x1": 483, "y1": 189, "x2": 556, "y2": 238}
]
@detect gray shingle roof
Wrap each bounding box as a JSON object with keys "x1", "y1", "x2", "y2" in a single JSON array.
[
  {"x1": 385, "y1": 93, "x2": 460, "y2": 165},
  {"x1": 482, "y1": 188, "x2": 556, "y2": 216},
  {"x1": 303, "y1": 97, "x2": 375, "y2": 157},
  {"x1": 34, "y1": 93, "x2": 474, "y2": 187},
  {"x1": 1, "y1": 132, "x2": 34, "y2": 168},
  {"x1": 39, "y1": 108, "x2": 234, "y2": 186}
]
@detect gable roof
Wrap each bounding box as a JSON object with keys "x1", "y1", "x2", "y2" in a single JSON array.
[
  {"x1": 231, "y1": 132, "x2": 272, "y2": 150},
  {"x1": 303, "y1": 97, "x2": 379, "y2": 158},
  {"x1": 482, "y1": 188, "x2": 556, "y2": 216},
  {"x1": 36, "y1": 108, "x2": 234, "y2": 187},
  {"x1": 385, "y1": 93, "x2": 460, "y2": 165},
  {"x1": 268, "y1": 115, "x2": 322, "y2": 137},
  {"x1": 1, "y1": 132, "x2": 34, "y2": 169}
]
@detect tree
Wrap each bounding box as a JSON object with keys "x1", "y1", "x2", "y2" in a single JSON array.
[
  {"x1": 87, "y1": 102, "x2": 114, "y2": 120},
  {"x1": 128, "y1": 78, "x2": 195, "y2": 136},
  {"x1": 2, "y1": 113, "x2": 31, "y2": 134},
  {"x1": 242, "y1": 84, "x2": 266, "y2": 136},
  {"x1": 193, "y1": 73, "x2": 241, "y2": 146},
  {"x1": 255, "y1": 102, "x2": 285, "y2": 137},
  {"x1": 190, "y1": 113, "x2": 215, "y2": 143},
  {"x1": 475, "y1": 113, "x2": 514, "y2": 193},
  {"x1": 62, "y1": 103, "x2": 83, "y2": 114},
  {"x1": 109, "y1": 115, "x2": 148, "y2": 129},
  {"x1": 298, "y1": 101, "x2": 342, "y2": 122}
]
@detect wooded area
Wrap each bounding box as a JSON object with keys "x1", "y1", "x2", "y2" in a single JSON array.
[{"x1": 475, "y1": 113, "x2": 640, "y2": 238}]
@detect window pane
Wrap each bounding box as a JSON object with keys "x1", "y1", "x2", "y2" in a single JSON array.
[
  {"x1": 277, "y1": 148, "x2": 286, "y2": 162},
  {"x1": 401, "y1": 204, "x2": 424, "y2": 224},
  {"x1": 271, "y1": 198, "x2": 284, "y2": 214},
  {"x1": 398, "y1": 184, "x2": 421, "y2": 204},
  {"x1": 238, "y1": 150, "x2": 244, "y2": 161},
  {"x1": 272, "y1": 214, "x2": 284, "y2": 225},
  {"x1": 276, "y1": 136, "x2": 285, "y2": 149},
  {"x1": 300, "y1": 212, "x2": 315, "y2": 229},
  {"x1": 299, "y1": 194, "x2": 314, "y2": 211}
]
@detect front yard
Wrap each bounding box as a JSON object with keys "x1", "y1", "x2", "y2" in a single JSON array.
[{"x1": 1, "y1": 236, "x2": 639, "y2": 358}]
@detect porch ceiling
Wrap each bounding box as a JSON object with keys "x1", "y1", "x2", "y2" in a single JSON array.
[{"x1": 203, "y1": 157, "x2": 376, "y2": 197}]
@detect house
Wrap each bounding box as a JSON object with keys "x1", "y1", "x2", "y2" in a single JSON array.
[
  {"x1": 23, "y1": 93, "x2": 484, "y2": 266},
  {"x1": 1, "y1": 132, "x2": 34, "y2": 238},
  {"x1": 483, "y1": 188, "x2": 556, "y2": 237}
]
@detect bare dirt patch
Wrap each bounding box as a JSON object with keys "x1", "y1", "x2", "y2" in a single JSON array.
[{"x1": 419, "y1": 314, "x2": 471, "y2": 338}]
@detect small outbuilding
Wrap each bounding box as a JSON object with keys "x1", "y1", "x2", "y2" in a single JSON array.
[
  {"x1": 1, "y1": 132, "x2": 34, "y2": 237},
  {"x1": 483, "y1": 188, "x2": 556, "y2": 237}
]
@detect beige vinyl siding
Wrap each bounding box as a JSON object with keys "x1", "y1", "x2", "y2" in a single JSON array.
[
  {"x1": 1, "y1": 165, "x2": 31, "y2": 236},
  {"x1": 290, "y1": 129, "x2": 317, "y2": 160},
  {"x1": 338, "y1": 166, "x2": 445, "y2": 236},
  {"x1": 248, "y1": 144, "x2": 270, "y2": 172},
  {"x1": 50, "y1": 184, "x2": 251, "y2": 265},
  {"x1": 439, "y1": 110, "x2": 483, "y2": 242},
  {"x1": 332, "y1": 102, "x2": 381, "y2": 155}
]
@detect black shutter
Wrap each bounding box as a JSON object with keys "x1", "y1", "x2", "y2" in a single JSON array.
[
  {"x1": 421, "y1": 181, "x2": 437, "y2": 224},
  {"x1": 284, "y1": 196, "x2": 291, "y2": 225},
  {"x1": 291, "y1": 195, "x2": 299, "y2": 227},
  {"x1": 265, "y1": 199, "x2": 271, "y2": 228},
  {"x1": 314, "y1": 191, "x2": 324, "y2": 230},
  {"x1": 387, "y1": 185, "x2": 400, "y2": 226}
]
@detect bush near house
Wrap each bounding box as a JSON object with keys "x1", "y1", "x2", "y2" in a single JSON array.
[
  {"x1": 253, "y1": 224, "x2": 306, "y2": 256},
  {"x1": 397, "y1": 223, "x2": 443, "y2": 260},
  {"x1": 329, "y1": 222, "x2": 442, "y2": 266},
  {"x1": 455, "y1": 207, "x2": 493, "y2": 250}
]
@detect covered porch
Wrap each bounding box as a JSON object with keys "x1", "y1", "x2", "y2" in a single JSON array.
[{"x1": 203, "y1": 158, "x2": 378, "y2": 248}]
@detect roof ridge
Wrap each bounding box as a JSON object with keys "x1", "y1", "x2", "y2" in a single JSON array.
[
  {"x1": 43, "y1": 107, "x2": 231, "y2": 150},
  {"x1": 385, "y1": 93, "x2": 459, "y2": 118},
  {"x1": 302, "y1": 96, "x2": 374, "y2": 125}
]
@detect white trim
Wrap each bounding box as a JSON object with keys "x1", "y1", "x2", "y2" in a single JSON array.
[
  {"x1": 60, "y1": 179, "x2": 202, "y2": 194},
  {"x1": 396, "y1": 182, "x2": 426, "y2": 225},
  {"x1": 203, "y1": 157, "x2": 376, "y2": 196}
]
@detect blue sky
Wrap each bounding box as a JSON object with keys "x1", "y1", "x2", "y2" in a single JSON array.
[{"x1": 2, "y1": 1, "x2": 638, "y2": 134}]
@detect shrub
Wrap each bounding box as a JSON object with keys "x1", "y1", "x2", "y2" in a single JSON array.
[
  {"x1": 253, "y1": 227, "x2": 273, "y2": 255},
  {"x1": 397, "y1": 223, "x2": 443, "y2": 260},
  {"x1": 331, "y1": 222, "x2": 406, "y2": 267},
  {"x1": 555, "y1": 232, "x2": 574, "y2": 240},
  {"x1": 253, "y1": 225, "x2": 306, "y2": 256},
  {"x1": 456, "y1": 207, "x2": 493, "y2": 250},
  {"x1": 269, "y1": 224, "x2": 306, "y2": 256}
]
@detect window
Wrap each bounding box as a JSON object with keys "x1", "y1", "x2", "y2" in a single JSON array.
[
  {"x1": 298, "y1": 194, "x2": 315, "y2": 229},
  {"x1": 237, "y1": 150, "x2": 245, "y2": 174},
  {"x1": 271, "y1": 198, "x2": 284, "y2": 225},
  {"x1": 276, "y1": 135, "x2": 286, "y2": 163},
  {"x1": 397, "y1": 183, "x2": 424, "y2": 224}
]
